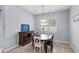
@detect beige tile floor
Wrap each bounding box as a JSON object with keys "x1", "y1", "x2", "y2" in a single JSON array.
[{"x1": 6, "y1": 41, "x2": 75, "y2": 53}]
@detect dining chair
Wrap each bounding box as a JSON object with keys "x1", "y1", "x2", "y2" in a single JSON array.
[
  {"x1": 33, "y1": 36, "x2": 42, "y2": 53},
  {"x1": 44, "y1": 34, "x2": 54, "y2": 53},
  {"x1": 31, "y1": 32, "x2": 39, "y2": 50}
]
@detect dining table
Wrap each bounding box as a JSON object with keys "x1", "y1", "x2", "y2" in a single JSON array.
[{"x1": 33, "y1": 33, "x2": 52, "y2": 53}]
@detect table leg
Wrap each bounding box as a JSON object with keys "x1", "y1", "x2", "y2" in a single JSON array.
[{"x1": 44, "y1": 42, "x2": 47, "y2": 53}]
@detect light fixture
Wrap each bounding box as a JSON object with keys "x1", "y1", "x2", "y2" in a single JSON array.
[
  {"x1": 40, "y1": 5, "x2": 49, "y2": 33},
  {"x1": 40, "y1": 5, "x2": 49, "y2": 22}
]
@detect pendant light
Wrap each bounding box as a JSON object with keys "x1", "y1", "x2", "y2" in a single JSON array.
[
  {"x1": 41, "y1": 5, "x2": 48, "y2": 25},
  {"x1": 40, "y1": 5, "x2": 49, "y2": 33}
]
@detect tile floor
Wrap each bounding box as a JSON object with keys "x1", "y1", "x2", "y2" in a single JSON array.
[{"x1": 6, "y1": 41, "x2": 75, "y2": 53}]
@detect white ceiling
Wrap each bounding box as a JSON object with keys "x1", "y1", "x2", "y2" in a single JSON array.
[{"x1": 20, "y1": 5, "x2": 72, "y2": 15}]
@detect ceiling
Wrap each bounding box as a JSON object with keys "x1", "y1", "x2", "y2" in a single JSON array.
[{"x1": 20, "y1": 5, "x2": 72, "y2": 15}]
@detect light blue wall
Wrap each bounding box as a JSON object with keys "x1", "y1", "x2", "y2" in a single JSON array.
[
  {"x1": 70, "y1": 6, "x2": 79, "y2": 52},
  {"x1": 2, "y1": 5, "x2": 35, "y2": 50},
  {"x1": 0, "y1": 6, "x2": 5, "y2": 51},
  {"x1": 0, "y1": 6, "x2": 2, "y2": 49},
  {"x1": 35, "y1": 10, "x2": 70, "y2": 41}
]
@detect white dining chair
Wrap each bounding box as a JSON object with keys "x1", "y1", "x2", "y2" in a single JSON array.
[{"x1": 33, "y1": 36, "x2": 42, "y2": 53}]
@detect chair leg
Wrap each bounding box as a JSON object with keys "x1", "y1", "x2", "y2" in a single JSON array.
[
  {"x1": 34, "y1": 46, "x2": 36, "y2": 53},
  {"x1": 34, "y1": 47, "x2": 35, "y2": 53},
  {"x1": 50, "y1": 45, "x2": 53, "y2": 53},
  {"x1": 39, "y1": 47, "x2": 41, "y2": 53},
  {"x1": 44, "y1": 43, "x2": 47, "y2": 53},
  {"x1": 41, "y1": 47, "x2": 42, "y2": 53}
]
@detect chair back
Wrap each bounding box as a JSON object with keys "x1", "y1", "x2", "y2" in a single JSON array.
[
  {"x1": 33, "y1": 32, "x2": 39, "y2": 36},
  {"x1": 50, "y1": 34, "x2": 54, "y2": 42},
  {"x1": 34, "y1": 36, "x2": 41, "y2": 46}
]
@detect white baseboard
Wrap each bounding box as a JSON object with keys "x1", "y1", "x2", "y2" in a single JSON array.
[
  {"x1": 54, "y1": 39, "x2": 69, "y2": 43},
  {"x1": 68, "y1": 43, "x2": 77, "y2": 53},
  {"x1": 3, "y1": 44, "x2": 19, "y2": 52},
  {"x1": 54, "y1": 39, "x2": 77, "y2": 53},
  {"x1": 0, "y1": 48, "x2": 2, "y2": 53}
]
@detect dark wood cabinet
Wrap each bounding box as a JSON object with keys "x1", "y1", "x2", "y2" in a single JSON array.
[{"x1": 19, "y1": 31, "x2": 33, "y2": 46}]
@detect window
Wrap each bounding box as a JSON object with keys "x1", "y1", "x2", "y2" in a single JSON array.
[{"x1": 40, "y1": 19, "x2": 57, "y2": 33}]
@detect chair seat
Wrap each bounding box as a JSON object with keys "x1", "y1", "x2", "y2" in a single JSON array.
[
  {"x1": 35, "y1": 43, "x2": 42, "y2": 47},
  {"x1": 46, "y1": 40, "x2": 52, "y2": 45}
]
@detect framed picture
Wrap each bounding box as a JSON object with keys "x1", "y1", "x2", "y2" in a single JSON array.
[
  {"x1": 73, "y1": 13, "x2": 79, "y2": 22},
  {"x1": 21, "y1": 24, "x2": 30, "y2": 32}
]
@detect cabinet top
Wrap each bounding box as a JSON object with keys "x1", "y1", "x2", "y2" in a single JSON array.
[{"x1": 19, "y1": 31, "x2": 33, "y2": 33}]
